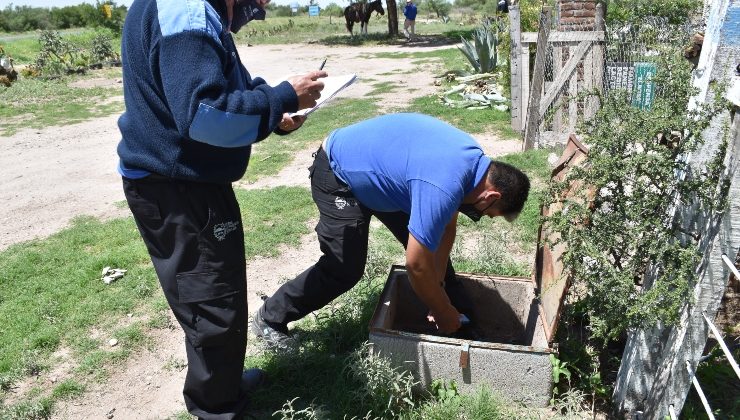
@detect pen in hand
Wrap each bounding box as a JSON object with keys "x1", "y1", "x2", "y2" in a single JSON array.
[{"x1": 318, "y1": 57, "x2": 327, "y2": 71}]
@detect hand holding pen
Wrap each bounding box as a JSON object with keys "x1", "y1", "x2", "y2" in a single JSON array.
[
  {"x1": 287, "y1": 61, "x2": 327, "y2": 110},
  {"x1": 280, "y1": 57, "x2": 329, "y2": 132}
]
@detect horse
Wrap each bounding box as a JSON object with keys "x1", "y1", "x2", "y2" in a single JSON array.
[{"x1": 344, "y1": 0, "x2": 385, "y2": 36}]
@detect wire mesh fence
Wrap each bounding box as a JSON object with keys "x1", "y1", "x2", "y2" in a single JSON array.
[
  {"x1": 532, "y1": 15, "x2": 695, "y2": 148},
  {"x1": 602, "y1": 18, "x2": 694, "y2": 97}
]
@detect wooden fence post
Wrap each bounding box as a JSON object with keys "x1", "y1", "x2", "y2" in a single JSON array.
[
  {"x1": 509, "y1": 5, "x2": 523, "y2": 133},
  {"x1": 523, "y1": 6, "x2": 552, "y2": 150},
  {"x1": 586, "y1": 2, "x2": 605, "y2": 121}
]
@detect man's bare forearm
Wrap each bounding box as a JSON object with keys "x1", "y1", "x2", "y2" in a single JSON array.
[
  {"x1": 406, "y1": 234, "x2": 461, "y2": 332},
  {"x1": 434, "y1": 215, "x2": 457, "y2": 282}
]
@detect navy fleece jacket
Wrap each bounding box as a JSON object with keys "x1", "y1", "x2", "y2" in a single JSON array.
[{"x1": 117, "y1": 0, "x2": 298, "y2": 183}]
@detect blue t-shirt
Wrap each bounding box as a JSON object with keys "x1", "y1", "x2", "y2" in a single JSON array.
[{"x1": 325, "y1": 113, "x2": 491, "y2": 251}]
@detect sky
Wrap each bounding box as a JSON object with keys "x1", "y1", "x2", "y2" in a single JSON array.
[
  {"x1": 0, "y1": 0, "x2": 134, "y2": 7},
  {"x1": 0, "y1": 0, "x2": 340, "y2": 9}
]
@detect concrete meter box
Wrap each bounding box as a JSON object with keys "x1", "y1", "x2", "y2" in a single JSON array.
[{"x1": 368, "y1": 135, "x2": 589, "y2": 406}]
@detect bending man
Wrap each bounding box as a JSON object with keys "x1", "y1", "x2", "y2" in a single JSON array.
[{"x1": 253, "y1": 113, "x2": 530, "y2": 348}]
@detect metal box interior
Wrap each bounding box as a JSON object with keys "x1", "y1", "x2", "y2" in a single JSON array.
[{"x1": 368, "y1": 136, "x2": 589, "y2": 406}]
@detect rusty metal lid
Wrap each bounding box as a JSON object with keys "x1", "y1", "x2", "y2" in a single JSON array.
[{"x1": 534, "y1": 134, "x2": 589, "y2": 344}]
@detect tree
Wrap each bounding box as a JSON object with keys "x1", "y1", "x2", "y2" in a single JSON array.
[
  {"x1": 321, "y1": 2, "x2": 344, "y2": 22},
  {"x1": 424, "y1": 0, "x2": 451, "y2": 18},
  {"x1": 386, "y1": 0, "x2": 398, "y2": 36}
]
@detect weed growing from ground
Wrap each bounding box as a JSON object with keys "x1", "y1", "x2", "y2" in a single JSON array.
[{"x1": 343, "y1": 343, "x2": 418, "y2": 418}]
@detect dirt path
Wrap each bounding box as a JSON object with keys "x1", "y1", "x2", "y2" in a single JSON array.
[{"x1": 2, "y1": 42, "x2": 522, "y2": 419}]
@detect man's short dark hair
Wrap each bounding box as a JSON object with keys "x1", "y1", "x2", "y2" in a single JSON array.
[{"x1": 487, "y1": 160, "x2": 530, "y2": 218}]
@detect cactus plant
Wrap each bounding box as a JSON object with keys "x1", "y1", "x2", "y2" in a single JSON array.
[{"x1": 458, "y1": 19, "x2": 502, "y2": 74}]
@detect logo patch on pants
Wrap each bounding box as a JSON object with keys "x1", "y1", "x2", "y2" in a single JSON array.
[
  {"x1": 213, "y1": 221, "x2": 240, "y2": 241},
  {"x1": 334, "y1": 197, "x2": 349, "y2": 210}
]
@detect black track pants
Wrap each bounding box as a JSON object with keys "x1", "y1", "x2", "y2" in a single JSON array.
[
  {"x1": 260, "y1": 147, "x2": 470, "y2": 328},
  {"x1": 123, "y1": 175, "x2": 248, "y2": 420}
]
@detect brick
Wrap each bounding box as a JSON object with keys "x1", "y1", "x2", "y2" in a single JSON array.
[
  {"x1": 560, "y1": 3, "x2": 582, "y2": 11},
  {"x1": 560, "y1": 10, "x2": 575, "y2": 18},
  {"x1": 574, "y1": 9, "x2": 596, "y2": 17}
]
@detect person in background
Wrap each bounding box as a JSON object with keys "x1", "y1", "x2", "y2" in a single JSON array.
[
  {"x1": 116, "y1": 0, "x2": 326, "y2": 417},
  {"x1": 252, "y1": 113, "x2": 530, "y2": 350},
  {"x1": 403, "y1": 0, "x2": 417, "y2": 41}
]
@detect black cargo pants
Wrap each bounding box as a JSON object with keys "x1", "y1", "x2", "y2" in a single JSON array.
[
  {"x1": 260, "y1": 146, "x2": 470, "y2": 329},
  {"x1": 123, "y1": 175, "x2": 248, "y2": 420}
]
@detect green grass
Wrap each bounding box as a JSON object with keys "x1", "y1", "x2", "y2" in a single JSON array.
[
  {"x1": 0, "y1": 217, "x2": 154, "y2": 375},
  {"x1": 367, "y1": 47, "x2": 471, "y2": 75},
  {"x1": 232, "y1": 15, "x2": 476, "y2": 46},
  {"x1": 243, "y1": 98, "x2": 378, "y2": 183},
  {"x1": 0, "y1": 35, "x2": 41, "y2": 64},
  {"x1": 0, "y1": 28, "x2": 121, "y2": 66},
  {"x1": 0, "y1": 187, "x2": 316, "y2": 414},
  {"x1": 368, "y1": 80, "x2": 397, "y2": 96},
  {"x1": 239, "y1": 187, "x2": 315, "y2": 258},
  {"x1": 400, "y1": 387, "x2": 538, "y2": 419},
  {"x1": 50, "y1": 380, "x2": 85, "y2": 400},
  {"x1": 245, "y1": 224, "x2": 406, "y2": 418},
  {"x1": 401, "y1": 94, "x2": 517, "y2": 138},
  {"x1": 0, "y1": 76, "x2": 123, "y2": 135},
  {"x1": 0, "y1": 28, "x2": 124, "y2": 134}
]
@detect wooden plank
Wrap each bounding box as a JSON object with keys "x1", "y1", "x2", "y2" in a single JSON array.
[
  {"x1": 588, "y1": 2, "x2": 605, "y2": 120},
  {"x1": 523, "y1": 6, "x2": 552, "y2": 150},
  {"x1": 522, "y1": 31, "x2": 604, "y2": 44},
  {"x1": 568, "y1": 53, "x2": 578, "y2": 134},
  {"x1": 509, "y1": 5, "x2": 523, "y2": 132},
  {"x1": 553, "y1": 46, "x2": 563, "y2": 132},
  {"x1": 522, "y1": 44, "x2": 530, "y2": 124},
  {"x1": 539, "y1": 40, "x2": 591, "y2": 116},
  {"x1": 537, "y1": 134, "x2": 590, "y2": 343},
  {"x1": 583, "y1": 45, "x2": 595, "y2": 121}
]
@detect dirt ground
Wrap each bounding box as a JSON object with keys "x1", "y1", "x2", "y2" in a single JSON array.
[{"x1": 1, "y1": 42, "x2": 522, "y2": 419}]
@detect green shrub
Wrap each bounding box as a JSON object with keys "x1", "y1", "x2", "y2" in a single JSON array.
[
  {"x1": 30, "y1": 30, "x2": 87, "y2": 77},
  {"x1": 89, "y1": 31, "x2": 120, "y2": 65},
  {"x1": 544, "y1": 51, "x2": 729, "y2": 341},
  {"x1": 605, "y1": 0, "x2": 702, "y2": 25}
]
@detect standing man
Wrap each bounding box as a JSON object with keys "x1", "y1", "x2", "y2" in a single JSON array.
[
  {"x1": 252, "y1": 113, "x2": 530, "y2": 348},
  {"x1": 403, "y1": 0, "x2": 417, "y2": 41},
  {"x1": 117, "y1": 0, "x2": 326, "y2": 418}
]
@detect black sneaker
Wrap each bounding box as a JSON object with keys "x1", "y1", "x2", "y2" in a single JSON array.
[{"x1": 251, "y1": 309, "x2": 298, "y2": 351}]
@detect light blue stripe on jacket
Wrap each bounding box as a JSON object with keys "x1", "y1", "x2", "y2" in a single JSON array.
[
  {"x1": 189, "y1": 103, "x2": 262, "y2": 148},
  {"x1": 157, "y1": 0, "x2": 222, "y2": 40}
]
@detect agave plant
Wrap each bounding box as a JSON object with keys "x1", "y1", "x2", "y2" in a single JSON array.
[{"x1": 458, "y1": 19, "x2": 501, "y2": 74}]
